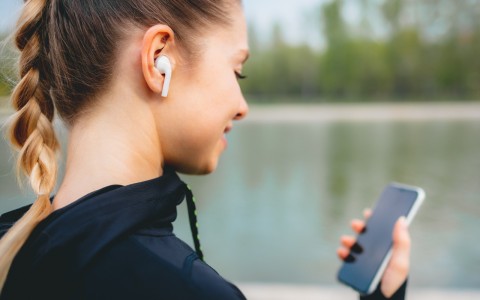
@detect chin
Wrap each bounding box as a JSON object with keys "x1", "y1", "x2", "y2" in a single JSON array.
[
  {"x1": 197, "y1": 161, "x2": 218, "y2": 175},
  {"x1": 174, "y1": 159, "x2": 219, "y2": 176}
]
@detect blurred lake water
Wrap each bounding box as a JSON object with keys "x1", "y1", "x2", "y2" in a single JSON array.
[{"x1": 1, "y1": 104, "x2": 479, "y2": 289}]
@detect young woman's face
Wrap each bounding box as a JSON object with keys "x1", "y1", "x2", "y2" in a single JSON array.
[{"x1": 156, "y1": 5, "x2": 249, "y2": 174}]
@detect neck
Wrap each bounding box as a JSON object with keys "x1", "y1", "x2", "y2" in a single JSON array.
[{"x1": 53, "y1": 91, "x2": 163, "y2": 210}]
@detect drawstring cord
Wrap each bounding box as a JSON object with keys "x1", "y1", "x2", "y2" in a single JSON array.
[{"x1": 184, "y1": 184, "x2": 204, "y2": 261}]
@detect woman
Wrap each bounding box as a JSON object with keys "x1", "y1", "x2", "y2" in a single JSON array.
[{"x1": 0, "y1": 0, "x2": 410, "y2": 299}]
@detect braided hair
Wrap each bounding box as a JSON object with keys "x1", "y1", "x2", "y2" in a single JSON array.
[{"x1": 0, "y1": 0, "x2": 58, "y2": 290}]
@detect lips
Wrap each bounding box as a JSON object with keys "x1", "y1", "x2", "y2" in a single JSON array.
[
  {"x1": 221, "y1": 125, "x2": 233, "y2": 148},
  {"x1": 224, "y1": 125, "x2": 233, "y2": 134}
]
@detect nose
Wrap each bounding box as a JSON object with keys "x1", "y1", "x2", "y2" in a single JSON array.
[{"x1": 234, "y1": 95, "x2": 249, "y2": 121}]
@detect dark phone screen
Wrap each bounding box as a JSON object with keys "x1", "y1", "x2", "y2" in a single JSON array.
[{"x1": 337, "y1": 185, "x2": 419, "y2": 294}]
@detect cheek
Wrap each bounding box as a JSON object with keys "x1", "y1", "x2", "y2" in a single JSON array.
[
  {"x1": 166, "y1": 112, "x2": 223, "y2": 155},
  {"x1": 165, "y1": 124, "x2": 224, "y2": 174},
  {"x1": 184, "y1": 121, "x2": 220, "y2": 145},
  {"x1": 197, "y1": 63, "x2": 238, "y2": 105}
]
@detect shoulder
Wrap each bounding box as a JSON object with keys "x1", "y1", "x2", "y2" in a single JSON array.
[{"x1": 80, "y1": 234, "x2": 246, "y2": 300}]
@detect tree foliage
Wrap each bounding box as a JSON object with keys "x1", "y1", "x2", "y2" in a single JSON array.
[{"x1": 240, "y1": 0, "x2": 480, "y2": 102}]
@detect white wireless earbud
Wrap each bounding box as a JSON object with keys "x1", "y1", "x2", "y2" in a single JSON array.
[{"x1": 154, "y1": 55, "x2": 172, "y2": 97}]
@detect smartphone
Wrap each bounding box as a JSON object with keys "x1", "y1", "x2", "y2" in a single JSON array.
[{"x1": 337, "y1": 182, "x2": 425, "y2": 295}]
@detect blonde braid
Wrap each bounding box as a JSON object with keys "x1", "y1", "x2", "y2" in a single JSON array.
[{"x1": 0, "y1": 0, "x2": 59, "y2": 292}]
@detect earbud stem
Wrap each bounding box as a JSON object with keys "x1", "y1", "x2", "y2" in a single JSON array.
[{"x1": 162, "y1": 72, "x2": 171, "y2": 97}]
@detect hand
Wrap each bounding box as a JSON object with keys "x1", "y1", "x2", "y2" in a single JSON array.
[{"x1": 337, "y1": 209, "x2": 411, "y2": 298}]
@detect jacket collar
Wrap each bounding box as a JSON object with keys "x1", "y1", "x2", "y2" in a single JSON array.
[{"x1": 4, "y1": 168, "x2": 187, "y2": 279}]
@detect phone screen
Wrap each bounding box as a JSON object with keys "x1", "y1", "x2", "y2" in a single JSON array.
[{"x1": 337, "y1": 183, "x2": 423, "y2": 295}]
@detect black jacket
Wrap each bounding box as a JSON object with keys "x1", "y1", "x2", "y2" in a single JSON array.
[{"x1": 0, "y1": 169, "x2": 405, "y2": 299}]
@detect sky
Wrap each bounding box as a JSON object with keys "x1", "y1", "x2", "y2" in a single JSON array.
[
  {"x1": 0, "y1": 0, "x2": 335, "y2": 48},
  {"x1": 0, "y1": 0, "x2": 20, "y2": 31}
]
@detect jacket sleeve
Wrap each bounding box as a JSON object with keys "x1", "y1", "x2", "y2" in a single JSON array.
[{"x1": 360, "y1": 280, "x2": 407, "y2": 300}]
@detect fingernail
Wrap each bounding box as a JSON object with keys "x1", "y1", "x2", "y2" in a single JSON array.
[
  {"x1": 350, "y1": 242, "x2": 364, "y2": 254},
  {"x1": 344, "y1": 254, "x2": 355, "y2": 263},
  {"x1": 399, "y1": 216, "x2": 408, "y2": 228}
]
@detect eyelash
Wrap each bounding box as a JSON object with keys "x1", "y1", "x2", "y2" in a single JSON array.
[{"x1": 235, "y1": 71, "x2": 247, "y2": 80}]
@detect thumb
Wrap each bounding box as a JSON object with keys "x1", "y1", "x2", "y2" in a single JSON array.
[{"x1": 381, "y1": 217, "x2": 411, "y2": 298}]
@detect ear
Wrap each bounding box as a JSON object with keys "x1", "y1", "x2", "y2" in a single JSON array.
[{"x1": 141, "y1": 25, "x2": 176, "y2": 94}]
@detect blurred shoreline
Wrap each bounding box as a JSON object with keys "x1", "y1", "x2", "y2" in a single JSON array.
[
  {"x1": 244, "y1": 102, "x2": 480, "y2": 123},
  {"x1": 2, "y1": 101, "x2": 480, "y2": 124},
  {"x1": 238, "y1": 283, "x2": 480, "y2": 300}
]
